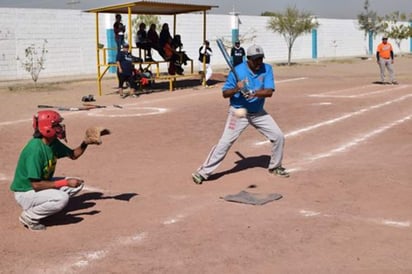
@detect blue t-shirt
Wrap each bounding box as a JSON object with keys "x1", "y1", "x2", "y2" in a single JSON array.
[
  {"x1": 222, "y1": 62, "x2": 275, "y2": 113},
  {"x1": 116, "y1": 51, "x2": 134, "y2": 76}
]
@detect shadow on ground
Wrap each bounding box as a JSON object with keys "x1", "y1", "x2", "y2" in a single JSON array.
[
  {"x1": 207, "y1": 152, "x2": 270, "y2": 182},
  {"x1": 42, "y1": 192, "x2": 138, "y2": 227}
]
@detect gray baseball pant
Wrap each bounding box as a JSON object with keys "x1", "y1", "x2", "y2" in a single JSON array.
[
  {"x1": 378, "y1": 58, "x2": 395, "y2": 82},
  {"x1": 14, "y1": 184, "x2": 83, "y2": 222},
  {"x1": 196, "y1": 106, "x2": 285, "y2": 179}
]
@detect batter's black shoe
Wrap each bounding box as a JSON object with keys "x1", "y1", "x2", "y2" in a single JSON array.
[
  {"x1": 269, "y1": 166, "x2": 290, "y2": 178},
  {"x1": 192, "y1": 172, "x2": 205, "y2": 184},
  {"x1": 19, "y1": 213, "x2": 46, "y2": 231}
]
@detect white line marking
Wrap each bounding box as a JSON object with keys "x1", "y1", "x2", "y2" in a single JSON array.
[
  {"x1": 380, "y1": 220, "x2": 410, "y2": 228},
  {"x1": 277, "y1": 77, "x2": 307, "y2": 83},
  {"x1": 303, "y1": 114, "x2": 412, "y2": 163},
  {"x1": 299, "y1": 209, "x2": 410, "y2": 228},
  {"x1": 256, "y1": 93, "x2": 412, "y2": 145},
  {"x1": 0, "y1": 173, "x2": 8, "y2": 181},
  {"x1": 87, "y1": 107, "x2": 168, "y2": 118},
  {"x1": 309, "y1": 84, "x2": 408, "y2": 98},
  {"x1": 0, "y1": 118, "x2": 31, "y2": 126},
  {"x1": 299, "y1": 210, "x2": 321, "y2": 217},
  {"x1": 312, "y1": 102, "x2": 332, "y2": 106},
  {"x1": 51, "y1": 232, "x2": 148, "y2": 273},
  {"x1": 309, "y1": 84, "x2": 377, "y2": 96},
  {"x1": 163, "y1": 214, "x2": 185, "y2": 225}
]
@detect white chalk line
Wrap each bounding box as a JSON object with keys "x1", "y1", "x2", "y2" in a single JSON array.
[
  {"x1": 309, "y1": 84, "x2": 408, "y2": 98},
  {"x1": 50, "y1": 231, "x2": 149, "y2": 274},
  {"x1": 38, "y1": 197, "x2": 191, "y2": 273},
  {"x1": 256, "y1": 93, "x2": 412, "y2": 145},
  {"x1": 299, "y1": 210, "x2": 410, "y2": 228},
  {"x1": 281, "y1": 112, "x2": 412, "y2": 175},
  {"x1": 277, "y1": 77, "x2": 307, "y2": 83},
  {"x1": 302, "y1": 114, "x2": 411, "y2": 162},
  {"x1": 87, "y1": 106, "x2": 168, "y2": 118},
  {"x1": 0, "y1": 118, "x2": 31, "y2": 126}
]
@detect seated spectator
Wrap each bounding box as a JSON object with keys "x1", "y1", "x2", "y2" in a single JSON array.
[
  {"x1": 163, "y1": 37, "x2": 185, "y2": 75},
  {"x1": 136, "y1": 23, "x2": 153, "y2": 61},
  {"x1": 159, "y1": 23, "x2": 173, "y2": 52},
  {"x1": 147, "y1": 23, "x2": 164, "y2": 58}
]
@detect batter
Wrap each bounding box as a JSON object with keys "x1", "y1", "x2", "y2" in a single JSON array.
[{"x1": 192, "y1": 44, "x2": 289, "y2": 184}]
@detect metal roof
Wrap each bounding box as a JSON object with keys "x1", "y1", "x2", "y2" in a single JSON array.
[{"x1": 84, "y1": 1, "x2": 218, "y2": 15}]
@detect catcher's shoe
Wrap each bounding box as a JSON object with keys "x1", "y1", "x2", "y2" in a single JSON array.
[
  {"x1": 19, "y1": 212, "x2": 46, "y2": 231},
  {"x1": 269, "y1": 166, "x2": 290, "y2": 178},
  {"x1": 192, "y1": 172, "x2": 205, "y2": 184}
]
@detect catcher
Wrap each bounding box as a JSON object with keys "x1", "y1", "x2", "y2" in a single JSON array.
[{"x1": 9, "y1": 110, "x2": 110, "y2": 231}]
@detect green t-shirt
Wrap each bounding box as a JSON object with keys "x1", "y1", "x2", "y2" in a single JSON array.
[{"x1": 10, "y1": 138, "x2": 73, "y2": 192}]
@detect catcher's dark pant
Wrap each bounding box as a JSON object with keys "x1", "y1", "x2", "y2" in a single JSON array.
[{"x1": 118, "y1": 73, "x2": 139, "y2": 90}]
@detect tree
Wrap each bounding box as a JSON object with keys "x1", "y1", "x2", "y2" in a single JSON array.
[
  {"x1": 379, "y1": 11, "x2": 412, "y2": 55},
  {"x1": 265, "y1": 6, "x2": 319, "y2": 66},
  {"x1": 357, "y1": 0, "x2": 384, "y2": 38},
  {"x1": 17, "y1": 39, "x2": 48, "y2": 87}
]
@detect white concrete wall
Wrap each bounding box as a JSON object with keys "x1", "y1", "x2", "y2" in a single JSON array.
[{"x1": 0, "y1": 8, "x2": 410, "y2": 81}]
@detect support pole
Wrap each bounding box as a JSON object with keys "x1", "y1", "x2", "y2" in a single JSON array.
[
  {"x1": 368, "y1": 30, "x2": 374, "y2": 55},
  {"x1": 230, "y1": 11, "x2": 240, "y2": 46},
  {"x1": 311, "y1": 28, "x2": 318, "y2": 59}
]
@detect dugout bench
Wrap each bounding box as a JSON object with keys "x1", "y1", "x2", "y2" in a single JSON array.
[
  {"x1": 85, "y1": 1, "x2": 217, "y2": 96},
  {"x1": 99, "y1": 46, "x2": 196, "y2": 92}
]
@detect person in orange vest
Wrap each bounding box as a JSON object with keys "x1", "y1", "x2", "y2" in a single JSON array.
[{"x1": 376, "y1": 37, "x2": 397, "y2": 84}]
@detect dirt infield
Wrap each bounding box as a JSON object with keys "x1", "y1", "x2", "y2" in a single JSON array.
[{"x1": 1, "y1": 55, "x2": 412, "y2": 273}]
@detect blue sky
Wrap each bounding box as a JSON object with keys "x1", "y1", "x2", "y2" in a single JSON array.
[{"x1": 0, "y1": 0, "x2": 411, "y2": 19}]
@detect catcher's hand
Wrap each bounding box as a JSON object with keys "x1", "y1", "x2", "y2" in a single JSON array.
[{"x1": 84, "y1": 126, "x2": 111, "y2": 145}]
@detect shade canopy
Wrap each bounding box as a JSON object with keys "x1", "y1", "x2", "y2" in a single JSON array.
[{"x1": 85, "y1": 1, "x2": 217, "y2": 15}]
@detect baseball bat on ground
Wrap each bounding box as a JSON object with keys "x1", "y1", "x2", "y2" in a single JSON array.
[
  {"x1": 37, "y1": 104, "x2": 97, "y2": 111},
  {"x1": 82, "y1": 103, "x2": 106, "y2": 108}
]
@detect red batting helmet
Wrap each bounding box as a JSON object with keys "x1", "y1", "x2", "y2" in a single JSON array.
[{"x1": 33, "y1": 110, "x2": 66, "y2": 139}]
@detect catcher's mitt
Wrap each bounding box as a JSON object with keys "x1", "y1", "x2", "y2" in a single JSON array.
[{"x1": 84, "y1": 126, "x2": 111, "y2": 145}]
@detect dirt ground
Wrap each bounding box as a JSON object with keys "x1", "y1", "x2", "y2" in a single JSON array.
[{"x1": 1, "y1": 55, "x2": 412, "y2": 274}]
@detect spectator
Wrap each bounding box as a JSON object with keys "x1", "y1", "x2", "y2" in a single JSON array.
[
  {"x1": 376, "y1": 37, "x2": 397, "y2": 84},
  {"x1": 136, "y1": 23, "x2": 153, "y2": 61},
  {"x1": 147, "y1": 23, "x2": 163, "y2": 58},
  {"x1": 113, "y1": 14, "x2": 126, "y2": 53},
  {"x1": 163, "y1": 37, "x2": 184, "y2": 75},
  {"x1": 116, "y1": 44, "x2": 140, "y2": 98},
  {"x1": 198, "y1": 40, "x2": 213, "y2": 85},
  {"x1": 159, "y1": 23, "x2": 173, "y2": 52},
  {"x1": 231, "y1": 40, "x2": 246, "y2": 67}
]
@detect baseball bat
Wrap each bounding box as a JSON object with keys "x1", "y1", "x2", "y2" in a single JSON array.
[
  {"x1": 216, "y1": 39, "x2": 250, "y2": 98},
  {"x1": 37, "y1": 104, "x2": 96, "y2": 111},
  {"x1": 216, "y1": 39, "x2": 239, "y2": 82},
  {"x1": 82, "y1": 103, "x2": 106, "y2": 108}
]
